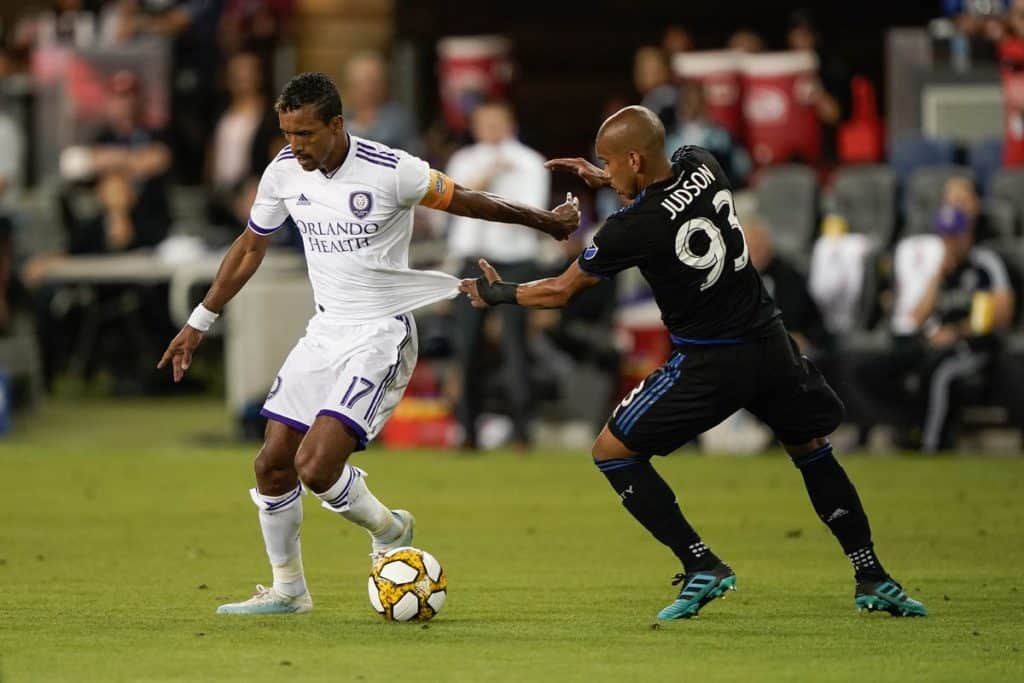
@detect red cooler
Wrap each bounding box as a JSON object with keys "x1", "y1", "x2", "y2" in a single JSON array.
[
  {"x1": 1000, "y1": 38, "x2": 1024, "y2": 166},
  {"x1": 672, "y1": 50, "x2": 744, "y2": 140},
  {"x1": 436, "y1": 36, "x2": 513, "y2": 134},
  {"x1": 741, "y1": 51, "x2": 822, "y2": 166}
]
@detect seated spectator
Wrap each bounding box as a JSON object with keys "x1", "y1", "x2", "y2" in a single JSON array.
[
  {"x1": 342, "y1": 51, "x2": 418, "y2": 152},
  {"x1": 103, "y1": 0, "x2": 225, "y2": 183},
  {"x1": 71, "y1": 70, "x2": 173, "y2": 242},
  {"x1": 665, "y1": 80, "x2": 751, "y2": 187},
  {"x1": 727, "y1": 29, "x2": 765, "y2": 54},
  {"x1": 861, "y1": 178, "x2": 1016, "y2": 451},
  {"x1": 745, "y1": 216, "x2": 830, "y2": 356},
  {"x1": 633, "y1": 46, "x2": 677, "y2": 129},
  {"x1": 206, "y1": 51, "x2": 275, "y2": 228}
]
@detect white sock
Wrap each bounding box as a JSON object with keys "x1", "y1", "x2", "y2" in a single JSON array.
[
  {"x1": 314, "y1": 465, "x2": 400, "y2": 541},
  {"x1": 250, "y1": 484, "x2": 307, "y2": 598}
]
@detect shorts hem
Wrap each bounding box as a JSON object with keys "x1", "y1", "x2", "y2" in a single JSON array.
[
  {"x1": 317, "y1": 409, "x2": 369, "y2": 451},
  {"x1": 261, "y1": 408, "x2": 310, "y2": 433},
  {"x1": 607, "y1": 419, "x2": 646, "y2": 455}
]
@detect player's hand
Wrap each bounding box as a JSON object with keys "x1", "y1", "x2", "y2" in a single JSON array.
[
  {"x1": 157, "y1": 324, "x2": 204, "y2": 383},
  {"x1": 545, "y1": 157, "x2": 611, "y2": 189},
  {"x1": 547, "y1": 192, "x2": 580, "y2": 241},
  {"x1": 457, "y1": 258, "x2": 502, "y2": 309}
]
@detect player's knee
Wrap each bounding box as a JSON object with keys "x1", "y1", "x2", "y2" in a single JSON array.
[
  {"x1": 591, "y1": 426, "x2": 636, "y2": 462},
  {"x1": 293, "y1": 441, "x2": 344, "y2": 491},
  {"x1": 254, "y1": 444, "x2": 298, "y2": 495}
]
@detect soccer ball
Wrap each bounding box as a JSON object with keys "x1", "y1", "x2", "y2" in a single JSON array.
[{"x1": 368, "y1": 546, "x2": 447, "y2": 622}]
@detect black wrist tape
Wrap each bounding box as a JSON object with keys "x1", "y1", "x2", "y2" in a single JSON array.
[{"x1": 477, "y1": 279, "x2": 518, "y2": 305}]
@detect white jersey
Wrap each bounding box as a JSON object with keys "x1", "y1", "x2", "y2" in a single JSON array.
[{"x1": 248, "y1": 134, "x2": 459, "y2": 323}]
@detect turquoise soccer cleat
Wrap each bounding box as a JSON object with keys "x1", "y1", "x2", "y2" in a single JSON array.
[
  {"x1": 855, "y1": 579, "x2": 927, "y2": 617},
  {"x1": 216, "y1": 584, "x2": 313, "y2": 615},
  {"x1": 657, "y1": 562, "x2": 737, "y2": 620}
]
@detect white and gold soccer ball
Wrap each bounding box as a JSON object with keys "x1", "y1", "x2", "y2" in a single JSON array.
[{"x1": 368, "y1": 546, "x2": 447, "y2": 622}]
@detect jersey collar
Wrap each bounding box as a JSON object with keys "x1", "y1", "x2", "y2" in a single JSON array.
[{"x1": 319, "y1": 133, "x2": 353, "y2": 180}]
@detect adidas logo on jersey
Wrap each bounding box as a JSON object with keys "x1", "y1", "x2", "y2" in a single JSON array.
[{"x1": 297, "y1": 194, "x2": 311, "y2": 206}]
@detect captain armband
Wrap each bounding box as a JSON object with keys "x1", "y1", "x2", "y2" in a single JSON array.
[{"x1": 419, "y1": 169, "x2": 456, "y2": 210}]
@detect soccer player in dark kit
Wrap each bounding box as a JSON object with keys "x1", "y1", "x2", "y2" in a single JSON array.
[{"x1": 459, "y1": 106, "x2": 927, "y2": 620}]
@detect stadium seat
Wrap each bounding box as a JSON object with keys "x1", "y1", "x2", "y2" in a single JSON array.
[
  {"x1": 903, "y1": 165, "x2": 974, "y2": 236},
  {"x1": 888, "y1": 135, "x2": 957, "y2": 187},
  {"x1": 968, "y1": 138, "x2": 1004, "y2": 192},
  {"x1": 755, "y1": 164, "x2": 818, "y2": 262},
  {"x1": 828, "y1": 165, "x2": 898, "y2": 246},
  {"x1": 988, "y1": 168, "x2": 1024, "y2": 236},
  {"x1": 982, "y1": 198, "x2": 1017, "y2": 241}
]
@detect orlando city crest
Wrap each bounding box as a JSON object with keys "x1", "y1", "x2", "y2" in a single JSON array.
[{"x1": 350, "y1": 191, "x2": 374, "y2": 219}]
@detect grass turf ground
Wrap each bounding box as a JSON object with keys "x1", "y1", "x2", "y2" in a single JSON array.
[{"x1": 0, "y1": 397, "x2": 1022, "y2": 682}]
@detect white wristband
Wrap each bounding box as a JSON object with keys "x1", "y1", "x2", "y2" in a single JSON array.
[{"x1": 187, "y1": 303, "x2": 219, "y2": 332}]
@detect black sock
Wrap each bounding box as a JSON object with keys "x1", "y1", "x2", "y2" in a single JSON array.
[
  {"x1": 596, "y1": 457, "x2": 719, "y2": 573},
  {"x1": 792, "y1": 443, "x2": 887, "y2": 581}
]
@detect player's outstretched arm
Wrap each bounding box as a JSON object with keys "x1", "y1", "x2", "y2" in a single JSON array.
[
  {"x1": 544, "y1": 158, "x2": 611, "y2": 189},
  {"x1": 157, "y1": 228, "x2": 271, "y2": 382},
  {"x1": 444, "y1": 186, "x2": 580, "y2": 241},
  {"x1": 458, "y1": 258, "x2": 600, "y2": 310}
]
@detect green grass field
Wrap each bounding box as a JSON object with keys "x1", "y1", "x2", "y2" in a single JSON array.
[{"x1": 1, "y1": 397, "x2": 1022, "y2": 682}]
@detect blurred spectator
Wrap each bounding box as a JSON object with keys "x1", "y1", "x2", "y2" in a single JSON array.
[
  {"x1": 66, "y1": 70, "x2": 173, "y2": 241},
  {"x1": 661, "y1": 25, "x2": 693, "y2": 56},
  {"x1": 343, "y1": 51, "x2": 418, "y2": 152},
  {"x1": 861, "y1": 178, "x2": 1016, "y2": 451},
  {"x1": 745, "y1": 215, "x2": 830, "y2": 355},
  {"x1": 0, "y1": 107, "x2": 24, "y2": 333},
  {"x1": 104, "y1": 0, "x2": 225, "y2": 183},
  {"x1": 219, "y1": 0, "x2": 294, "y2": 66},
  {"x1": 787, "y1": 9, "x2": 849, "y2": 160},
  {"x1": 728, "y1": 29, "x2": 765, "y2": 54},
  {"x1": 664, "y1": 80, "x2": 751, "y2": 187},
  {"x1": 446, "y1": 100, "x2": 549, "y2": 449},
  {"x1": 206, "y1": 51, "x2": 275, "y2": 228},
  {"x1": 633, "y1": 46, "x2": 677, "y2": 129},
  {"x1": 11, "y1": 0, "x2": 98, "y2": 51}
]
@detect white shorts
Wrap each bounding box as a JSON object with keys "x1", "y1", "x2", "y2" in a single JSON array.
[{"x1": 261, "y1": 313, "x2": 417, "y2": 450}]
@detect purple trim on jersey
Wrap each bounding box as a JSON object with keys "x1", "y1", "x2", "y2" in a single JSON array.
[
  {"x1": 365, "y1": 314, "x2": 413, "y2": 423},
  {"x1": 316, "y1": 409, "x2": 369, "y2": 451},
  {"x1": 355, "y1": 142, "x2": 398, "y2": 161},
  {"x1": 248, "y1": 218, "x2": 287, "y2": 235},
  {"x1": 274, "y1": 145, "x2": 293, "y2": 160},
  {"x1": 276, "y1": 154, "x2": 295, "y2": 163},
  {"x1": 261, "y1": 408, "x2": 310, "y2": 433},
  {"x1": 354, "y1": 152, "x2": 397, "y2": 168}
]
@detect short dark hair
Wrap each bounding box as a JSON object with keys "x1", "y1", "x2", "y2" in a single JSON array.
[{"x1": 275, "y1": 72, "x2": 343, "y2": 124}]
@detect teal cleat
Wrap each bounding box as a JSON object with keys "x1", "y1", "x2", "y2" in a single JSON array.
[
  {"x1": 855, "y1": 579, "x2": 927, "y2": 617},
  {"x1": 216, "y1": 585, "x2": 313, "y2": 615},
  {"x1": 657, "y1": 562, "x2": 737, "y2": 620}
]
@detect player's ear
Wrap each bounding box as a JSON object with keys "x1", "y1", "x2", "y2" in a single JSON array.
[
  {"x1": 628, "y1": 151, "x2": 642, "y2": 173},
  {"x1": 330, "y1": 115, "x2": 345, "y2": 135}
]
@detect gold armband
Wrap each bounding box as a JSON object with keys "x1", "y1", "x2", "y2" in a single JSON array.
[{"x1": 419, "y1": 169, "x2": 455, "y2": 210}]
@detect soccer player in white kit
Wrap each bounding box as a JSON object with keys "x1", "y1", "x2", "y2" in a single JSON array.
[{"x1": 158, "y1": 73, "x2": 579, "y2": 614}]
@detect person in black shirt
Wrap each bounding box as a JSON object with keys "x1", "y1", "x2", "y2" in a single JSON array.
[{"x1": 460, "y1": 106, "x2": 925, "y2": 621}]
